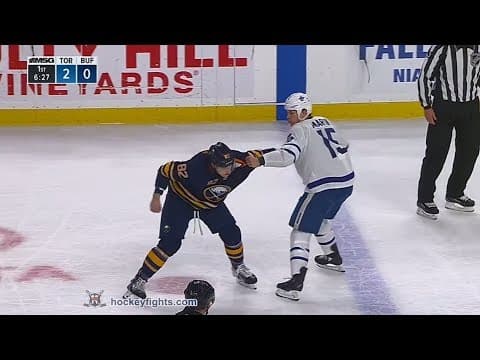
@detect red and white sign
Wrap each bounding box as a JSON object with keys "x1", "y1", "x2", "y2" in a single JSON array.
[{"x1": 0, "y1": 45, "x2": 255, "y2": 108}]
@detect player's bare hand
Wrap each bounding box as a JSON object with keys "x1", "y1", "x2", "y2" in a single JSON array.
[
  {"x1": 246, "y1": 152, "x2": 261, "y2": 168},
  {"x1": 424, "y1": 108, "x2": 437, "y2": 125},
  {"x1": 150, "y1": 195, "x2": 162, "y2": 213}
]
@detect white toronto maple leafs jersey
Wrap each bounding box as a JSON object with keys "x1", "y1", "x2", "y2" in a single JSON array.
[{"x1": 262, "y1": 116, "x2": 354, "y2": 193}]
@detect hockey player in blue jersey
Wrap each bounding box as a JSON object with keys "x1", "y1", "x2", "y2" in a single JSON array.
[
  {"x1": 123, "y1": 142, "x2": 266, "y2": 300},
  {"x1": 246, "y1": 92, "x2": 355, "y2": 301}
]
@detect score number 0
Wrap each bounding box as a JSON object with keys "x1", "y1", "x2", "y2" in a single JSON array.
[{"x1": 62, "y1": 67, "x2": 93, "y2": 81}]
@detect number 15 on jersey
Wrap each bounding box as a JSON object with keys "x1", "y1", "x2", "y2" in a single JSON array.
[{"x1": 317, "y1": 128, "x2": 349, "y2": 159}]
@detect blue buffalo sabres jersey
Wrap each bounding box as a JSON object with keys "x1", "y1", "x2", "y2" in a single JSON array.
[{"x1": 154, "y1": 149, "x2": 264, "y2": 210}]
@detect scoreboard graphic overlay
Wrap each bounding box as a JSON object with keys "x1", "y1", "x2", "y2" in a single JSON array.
[{"x1": 27, "y1": 56, "x2": 98, "y2": 84}]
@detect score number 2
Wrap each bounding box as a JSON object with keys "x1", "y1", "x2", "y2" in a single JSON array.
[{"x1": 63, "y1": 68, "x2": 71, "y2": 80}]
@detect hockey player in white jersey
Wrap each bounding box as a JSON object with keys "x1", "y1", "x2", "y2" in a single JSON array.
[{"x1": 246, "y1": 92, "x2": 354, "y2": 301}]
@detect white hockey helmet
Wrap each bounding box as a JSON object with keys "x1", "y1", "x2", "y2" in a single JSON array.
[{"x1": 284, "y1": 92, "x2": 312, "y2": 120}]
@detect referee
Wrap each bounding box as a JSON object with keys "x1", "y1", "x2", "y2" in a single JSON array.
[{"x1": 417, "y1": 45, "x2": 480, "y2": 220}]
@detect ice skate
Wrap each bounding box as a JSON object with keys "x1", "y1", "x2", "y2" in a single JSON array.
[
  {"x1": 123, "y1": 275, "x2": 147, "y2": 299},
  {"x1": 445, "y1": 196, "x2": 475, "y2": 212},
  {"x1": 416, "y1": 201, "x2": 439, "y2": 220},
  {"x1": 314, "y1": 251, "x2": 345, "y2": 272},
  {"x1": 275, "y1": 267, "x2": 307, "y2": 301},
  {"x1": 232, "y1": 263, "x2": 257, "y2": 289}
]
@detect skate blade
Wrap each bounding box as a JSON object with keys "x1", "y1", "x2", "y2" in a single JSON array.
[
  {"x1": 275, "y1": 288, "x2": 300, "y2": 301},
  {"x1": 237, "y1": 279, "x2": 257, "y2": 290},
  {"x1": 416, "y1": 208, "x2": 438, "y2": 220},
  {"x1": 122, "y1": 289, "x2": 146, "y2": 299},
  {"x1": 315, "y1": 263, "x2": 345, "y2": 272},
  {"x1": 122, "y1": 290, "x2": 134, "y2": 299},
  {"x1": 445, "y1": 202, "x2": 475, "y2": 212}
]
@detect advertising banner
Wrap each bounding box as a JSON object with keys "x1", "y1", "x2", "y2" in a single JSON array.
[
  {"x1": 349, "y1": 45, "x2": 431, "y2": 102},
  {"x1": 0, "y1": 45, "x2": 256, "y2": 109}
]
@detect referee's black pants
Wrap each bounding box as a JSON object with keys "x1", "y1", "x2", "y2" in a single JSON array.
[{"x1": 417, "y1": 98, "x2": 480, "y2": 203}]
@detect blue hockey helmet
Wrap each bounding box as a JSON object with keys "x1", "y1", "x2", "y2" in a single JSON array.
[{"x1": 208, "y1": 142, "x2": 234, "y2": 168}]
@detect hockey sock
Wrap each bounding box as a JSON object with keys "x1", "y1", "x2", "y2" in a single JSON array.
[
  {"x1": 290, "y1": 229, "x2": 311, "y2": 275},
  {"x1": 315, "y1": 231, "x2": 336, "y2": 255},
  {"x1": 138, "y1": 246, "x2": 170, "y2": 280},
  {"x1": 224, "y1": 242, "x2": 244, "y2": 269}
]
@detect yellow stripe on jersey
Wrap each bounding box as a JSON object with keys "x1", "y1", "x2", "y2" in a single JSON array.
[
  {"x1": 160, "y1": 162, "x2": 173, "y2": 178},
  {"x1": 170, "y1": 181, "x2": 209, "y2": 210},
  {"x1": 165, "y1": 162, "x2": 174, "y2": 177},
  {"x1": 168, "y1": 162, "x2": 175, "y2": 179},
  {"x1": 176, "y1": 182, "x2": 217, "y2": 208}
]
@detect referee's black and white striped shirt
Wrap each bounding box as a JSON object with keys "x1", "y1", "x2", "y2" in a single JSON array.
[{"x1": 418, "y1": 45, "x2": 480, "y2": 108}]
